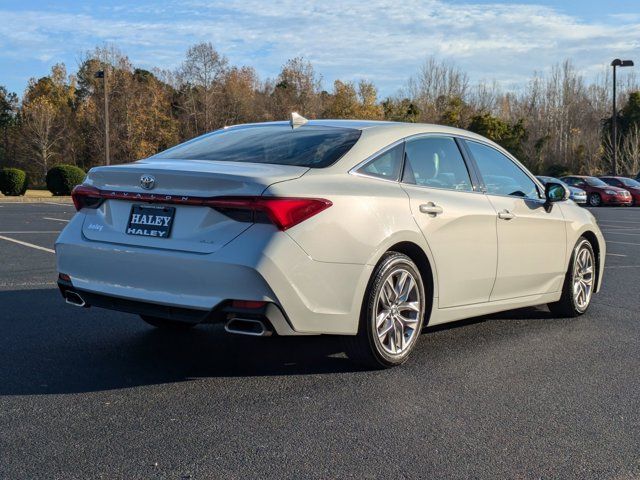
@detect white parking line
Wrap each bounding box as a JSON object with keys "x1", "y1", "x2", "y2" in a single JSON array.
[
  {"x1": 603, "y1": 231, "x2": 640, "y2": 236},
  {"x1": 598, "y1": 219, "x2": 640, "y2": 225},
  {"x1": 606, "y1": 265, "x2": 640, "y2": 269},
  {"x1": 0, "y1": 231, "x2": 60, "y2": 234},
  {"x1": 607, "y1": 240, "x2": 640, "y2": 247},
  {"x1": 43, "y1": 217, "x2": 69, "y2": 223},
  {"x1": 0, "y1": 235, "x2": 54, "y2": 253},
  {"x1": 42, "y1": 202, "x2": 71, "y2": 207},
  {"x1": 606, "y1": 253, "x2": 627, "y2": 257}
]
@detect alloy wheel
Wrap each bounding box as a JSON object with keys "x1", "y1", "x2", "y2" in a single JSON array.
[
  {"x1": 589, "y1": 194, "x2": 601, "y2": 207},
  {"x1": 374, "y1": 268, "x2": 422, "y2": 355},
  {"x1": 572, "y1": 243, "x2": 594, "y2": 311}
]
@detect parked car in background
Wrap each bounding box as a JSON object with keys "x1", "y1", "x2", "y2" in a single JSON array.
[
  {"x1": 561, "y1": 175, "x2": 632, "y2": 207},
  {"x1": 537, "y1": 176, "x2": 587, "y2": 204},
  {"x1": 599, "y1": 176, "x2": 640, "y2": 206}
]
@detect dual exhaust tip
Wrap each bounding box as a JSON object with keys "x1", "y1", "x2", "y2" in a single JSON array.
[
  {"x1": 225, "y1": 317, "x2": 272, "y2": 337},
  {"x1": 65, "y1": 291, "x2": 86, "y2": 307},
  {"x1": 64, "y1": 289, "x2": 272, "y2": 337}
]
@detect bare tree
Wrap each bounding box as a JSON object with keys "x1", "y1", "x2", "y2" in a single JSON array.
[
  {"x1": 21, "y1": 97, "x2": 63, "y2": 179},
  {"x1": 622, "y1": 124, "x2": 640, "y2": 176},
  {"x1": 178, "y1": 42, "x2": 228, "y2": 134},
  {"x1": 407, "y1": 57, "x2": 469, "y2": 122}
]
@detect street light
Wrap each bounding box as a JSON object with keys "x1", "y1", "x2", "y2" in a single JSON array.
[
  {"x1": 94, "y1": 69, "x2": 110, "y2": 166},
  {"x1": 610, "y1": 58, "x2": 634, "y2": 175}
]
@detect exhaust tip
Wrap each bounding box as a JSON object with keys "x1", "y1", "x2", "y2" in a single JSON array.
[
  {"x1": 225, "y1": 318, "x2": 272, "y2": 337},
  {"x1": 65, "y1": 291, "x2": 86, "y2": 307}
]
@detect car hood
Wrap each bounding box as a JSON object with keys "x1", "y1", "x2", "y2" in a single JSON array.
[
  {"x1": 597, "y1": 185, "x2": 628, "y2": 193},
  {"x1": 569, "y1": 186, "x2": 586, "y2": 194}
]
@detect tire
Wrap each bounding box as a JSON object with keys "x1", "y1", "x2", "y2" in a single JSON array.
[
  {"x1": 548, "y1": 238, "x2": 596, "y2": 317},
  {"x1": 588, "y1": 193, "x2": 602, "y2": 207},
  {"x1": 140, "y1": 315, "x2": 197, "y2": 330},
  {"x1": 342, "y1": 252, "x2": 426, "y2": 368}
]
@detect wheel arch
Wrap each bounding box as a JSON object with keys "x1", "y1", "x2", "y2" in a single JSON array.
[
  {"x1": 384, "y1": 241, "x2": 436, "y2": 325},
  {"x1": 580, "y1": 230, "x2": 602, "y2": 291}
]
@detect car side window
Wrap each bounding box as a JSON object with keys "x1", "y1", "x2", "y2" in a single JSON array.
[
  {"x1": 565, "y1": 177, "x2": 584, "y2": 187},
  {"x1": 357, "y1": 143, "x2": 404, "y2": 181},
  {"x1": 466, "y1": 141, "x2": 540, "y2": 199},
  {"x1": 402, "y1": 137, "x2": 473, "y2": 191}
]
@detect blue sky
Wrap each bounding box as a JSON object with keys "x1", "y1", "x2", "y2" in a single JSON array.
[{"x1": 1, "y1": 0, "x2": 639, "y2": 97}]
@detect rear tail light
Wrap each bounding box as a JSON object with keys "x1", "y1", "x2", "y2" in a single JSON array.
[
  {"x1": 205, "y1": 197, "x2": 332, "y2": 231},
  {"x1": 71, "y1": 185, "x2": 104, "y2": 211},
  {"x1": 70, "y1": 186, "x2": 331, "y2": 230}
]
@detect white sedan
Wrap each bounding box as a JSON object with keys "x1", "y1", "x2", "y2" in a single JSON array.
[{"x1": 56, "y1": 116, "x2": 605, "y2": 368}]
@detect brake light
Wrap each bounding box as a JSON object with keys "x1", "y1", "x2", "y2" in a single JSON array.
[
  {"x1": 206, "y1": 197, "x2": 332, "y2": 231},
  {"x1": 71, "y1": 185, "x2": 104, "y2": 211},
  {"x1": 69, "y1": 186, "x2": 332, "y2": 230}
]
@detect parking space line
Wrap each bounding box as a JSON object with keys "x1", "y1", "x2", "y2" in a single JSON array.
[
  {"x1": 606, "y1": 265, "x2": 640, "y2": 269},
  {"x1": 606, "y1": 253, "x2": 627, "y2": 257},
  {"x1": 607, "y1": 240, "x2": 640, "y2": 247},
  {"x1": 0, "y1": 235, "x2": 54, "y2": 253},
  {"x1": 42, "y1": 202, "x2": 71, "y2": 206},
  {"x1": 603, "y1": 231, "x2": 640, "y2": 236},
  {"x1": 43, "y1": 217, "x2": 69, "y2": 223},
  {"x1": 598, "y1": 219, "x2": 640, "y2": 225},
  {"x1": 0, "y1": 231, "x2": 60, "y2": 234}
]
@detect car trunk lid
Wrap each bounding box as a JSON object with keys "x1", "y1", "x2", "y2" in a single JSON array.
[{"x1": 80, "y1": 159, "x2": 308, "y2": 253}]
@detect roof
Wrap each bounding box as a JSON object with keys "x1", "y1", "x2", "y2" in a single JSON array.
[{"x1": 231, "y1": 119, "x2": 490, "y2": 141}]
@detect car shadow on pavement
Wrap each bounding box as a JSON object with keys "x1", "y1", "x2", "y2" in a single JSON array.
[{"x1": 0, "y1": 288, "x2": 553, "y2": 396}]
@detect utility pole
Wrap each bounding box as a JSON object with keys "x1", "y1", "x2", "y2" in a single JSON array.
[
  {"x1": 610, "y1": 59, "x2": 634, "y2": 175},
  {"x1": 95, "y1": 68, "x2": 110, "y2": 165}
]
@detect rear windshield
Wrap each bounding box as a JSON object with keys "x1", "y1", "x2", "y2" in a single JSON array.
[{"x1": 153, "y1": 124, "x2": 362, "y2": 168}]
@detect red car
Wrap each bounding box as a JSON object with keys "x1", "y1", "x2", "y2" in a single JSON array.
[
  {"x1": 561, "y1": 175, "x2": 632, "y2": 207},
  {"x1": 599, "y1": 176, "x2": 640, "y2": 206}
]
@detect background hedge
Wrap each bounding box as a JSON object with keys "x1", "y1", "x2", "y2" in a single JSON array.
[
  {"x1": 0, "y1": 168, "x2": 29, "y2": 196},
  {"x1": 46, "y1": 164, "x2": 86, "y2": 196}
]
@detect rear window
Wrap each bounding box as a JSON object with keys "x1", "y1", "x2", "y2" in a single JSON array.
[{"x1": 153, "y1": 124, "x2": 362, "y2": 168}]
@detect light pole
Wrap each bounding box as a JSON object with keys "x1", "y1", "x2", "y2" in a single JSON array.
[
  {"x1": 95, "y1": 68, "x2": 110, "y2": 166},
  {"x1": 610, "y1": 59, "x2": 634, "y2": 175}
]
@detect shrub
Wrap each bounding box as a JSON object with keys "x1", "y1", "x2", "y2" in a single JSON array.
[
  {"x1": 0, "y1": 168, "x2": 29, "y2": 196},
  {"x1": 46, "y1": 164, "x2": 86, "y2": 196}
]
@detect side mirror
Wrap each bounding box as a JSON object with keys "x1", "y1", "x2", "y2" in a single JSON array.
[{"x1": 544, "y1": 182, "x2": 569, "y2": 211}]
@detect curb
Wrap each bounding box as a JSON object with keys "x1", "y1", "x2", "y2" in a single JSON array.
[{"x1": 0, "y1": 197, "x2": 72, "y2": 204}]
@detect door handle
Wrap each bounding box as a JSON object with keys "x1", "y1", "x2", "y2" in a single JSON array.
[
  {"x1": 419, "y1": 202, "x2": 443, "y2": 216},
  {"x1": 498, "y1": 210, "x2": 515, "y2": 220}
]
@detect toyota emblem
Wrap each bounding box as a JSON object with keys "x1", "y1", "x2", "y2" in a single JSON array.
[{"x1": 140, "y1": 174, "x2": 155, "y2": 190}]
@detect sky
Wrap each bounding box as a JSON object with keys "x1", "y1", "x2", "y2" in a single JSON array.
[{"x1": 1, "y1": 0, "x2": 639, "y2": 97}]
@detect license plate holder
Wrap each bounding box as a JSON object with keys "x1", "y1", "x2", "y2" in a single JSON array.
[{"x1": 126, "y1": 204, "x2": 175, "y2": 239}]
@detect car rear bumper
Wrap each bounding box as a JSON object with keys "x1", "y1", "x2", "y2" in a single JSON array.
[{"x1": 55, "y1": 214, "x2": 371, "y2": 335}]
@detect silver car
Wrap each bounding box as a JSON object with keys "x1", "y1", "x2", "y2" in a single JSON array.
[
  {"x1": 537, "y1": 176, "x2": 587, "y2": 204},
  {"x1": 56, "y1": 117, "x2": 605, "y2": 368}
]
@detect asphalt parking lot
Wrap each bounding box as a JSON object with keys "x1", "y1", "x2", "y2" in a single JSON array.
[{"x1": 0, "y1": 202, "x2": 639, "y2": 479}]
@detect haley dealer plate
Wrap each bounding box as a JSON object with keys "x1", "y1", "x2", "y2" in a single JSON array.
[{"x1": 126, "y1": 204, "x2": 175, "y2": 238}]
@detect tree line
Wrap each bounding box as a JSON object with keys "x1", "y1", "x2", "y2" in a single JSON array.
[{"x1": 1, "y1": 43, "x2": 640, "y2": 184}]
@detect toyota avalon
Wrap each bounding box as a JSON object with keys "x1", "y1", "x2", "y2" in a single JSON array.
[{"x1": 56, "y1": 116, "x2": 605, "y2": 368}]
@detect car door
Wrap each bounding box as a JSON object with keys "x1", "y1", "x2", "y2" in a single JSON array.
[
  {"x1": 463, "y1": 140, "x2": 567, "y2": 301},
  {"x1": 400, "y1": 135, "x2": 498, "y2": 308}
]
